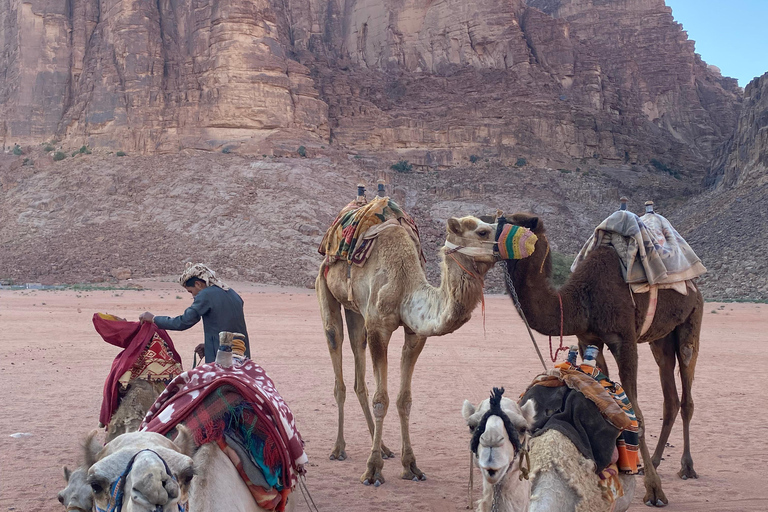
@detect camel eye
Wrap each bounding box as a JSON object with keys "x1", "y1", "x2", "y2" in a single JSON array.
[
  {"x1": 477, "y1": 230, "x2": 489, "y2": 237},
  {"x1": 90, "y1": 482, "x2": 104, "y2": 494}
]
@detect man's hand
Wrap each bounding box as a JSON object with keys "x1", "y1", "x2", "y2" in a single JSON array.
[
  {"x1": 194, "y1": 343, "x2": 205, "y2": 359},
  {"x1": 139, "y1": 312, "x2": 155, "y2": 324}
]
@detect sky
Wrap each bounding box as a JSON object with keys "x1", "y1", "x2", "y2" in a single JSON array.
[{"x1": 665, "y1": 0, "x2": 768, "y2": 87}]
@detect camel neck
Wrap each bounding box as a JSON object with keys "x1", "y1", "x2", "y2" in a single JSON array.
[
  {"x1": 402, "y1": 251, "x2": 487, "y2": 337},
  {"x1": 480, "y1": 465, "x2": 530, "y2": 512},
  {"x1": 509, "y1": 238, "x2": 586, "y2": 337}
]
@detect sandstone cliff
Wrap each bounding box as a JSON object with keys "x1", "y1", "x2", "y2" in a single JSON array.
[{"x1": 1, "y1": 0, "x2": 741, "y2": 173}]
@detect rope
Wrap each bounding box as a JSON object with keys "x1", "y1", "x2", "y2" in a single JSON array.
[
  {"x1": 548, "y1": 292, "x2": 567, "y2": 363},
  {"x1": 467, "y1": 451, "x2": 474, "y2": 510},
  {"x1": 502, "y1": 264, "x2": 548, "y2": 371},
  {"x1": 448, "y1": 252, "x2": 487, "y2": 337},
  {"x1": 298, "y1": 474, "x2": 320, "y2": 512}
]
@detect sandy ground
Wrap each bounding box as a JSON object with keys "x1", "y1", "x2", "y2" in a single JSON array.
[{"x1": 0, "y1": 279, "x2": 766, "y2": 512}]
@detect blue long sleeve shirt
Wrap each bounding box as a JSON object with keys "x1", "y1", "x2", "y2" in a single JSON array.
[{"x1": 154, "y1": 286, "x2": 250, "y2": 363}]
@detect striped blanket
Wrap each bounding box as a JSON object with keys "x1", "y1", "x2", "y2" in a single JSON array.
[
  {"x1": 318, "y1": 196, "x2": 425, "y2": 268},
  {"x1": 141, "y1": 361, "x2": 307, "y2": 511}
]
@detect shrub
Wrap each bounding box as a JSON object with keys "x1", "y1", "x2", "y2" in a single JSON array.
[
  {"x1": 550, "y1": 251, "x2": 574, "y2": 287},
  {"x1": 53, "y1": 151, "x2": 66, "y2": 161},
  {"x1": 469, "y1": 154, "x2": 480, "y2": 164},
  {"x1": 515, "y1": 157, "x2": 527, "y2": 167},
  {"x1": 12, "y1": 145, "x2": 22, "y2": 156},
  {"x1": 559, "y1": 168, "x2": 571, "y2": 174},
  {"x1": 390, "y1": 160, "x2": 413, "y2": 173},
  {"x1": 43, "y1": 145, "x2": 55, "y2": 152},
  {"x1": 116, "y1": 151, "x2": 126, "y2": 157},
  {"x1": 72, "y1": 151, "x2": 79, "y2": 157},
  {"x1": 22, "y1": 158, "x2": 32, "y2": 166},
  {"x1": 79, "y1": 145, "x2": 91, "y2": 154},
  {"x1": 222, "y1": 146, "x2": 232, "y2": 154},
  {"x1": 297, "y1": 146, "x2": 306, "y2": 157}
]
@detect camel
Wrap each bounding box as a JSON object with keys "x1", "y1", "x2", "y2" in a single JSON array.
[
  {"x1": 501, "y1": 213, "x2": 703, "y2": 506},
  {"x1": 462, "y1": 389, "x2": 536, "y2": 512},
  {"x1": 106, "y1": 379, "x2": 167, "y2": 442},
  {"x1": 58, "y1": 432, "x2": 101, "y2": 511},
  {"x1": 317, "y1": 215, "x2": 498, "y2": 485},
  {"x1": 462, "y1": 390, "x2": 635, "y2": 512},
  {"x1": 85, "y1": 423, "x2": 295, "y2": 512}
]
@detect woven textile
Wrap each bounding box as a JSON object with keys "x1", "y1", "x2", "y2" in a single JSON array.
[
  {"x1": 318, "y1": 196, "x2": 425, "y2": 267},
  {"x1": 496, "y1": 224, "x2": 537, "y2": 260}
]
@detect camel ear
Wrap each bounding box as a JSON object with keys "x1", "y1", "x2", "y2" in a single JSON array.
[
  {"x1": 520, "y1": 399, "x2": 537, "y2": 427},
  {"x1": 63, "y1": 466, "x2": 71, "y2": 482},
  {"x1": 173, "y1": 425, "x2": 196, "y2": 458},
  {"x1": 83, "y1": 429, "x2": 102, "y2": 468},
  {"x1": 462, "y1": 400, "x2": 476, "y2": 421},
  {"x1": 448, "y1": 217, "x2": 464, "y2": 236}
]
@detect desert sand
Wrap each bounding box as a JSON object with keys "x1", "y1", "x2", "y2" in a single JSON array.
[{"x1": 0, "y1": 279, "x2": 765, "y2": 511}]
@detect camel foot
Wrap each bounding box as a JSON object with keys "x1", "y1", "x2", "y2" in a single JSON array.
[
  {"x1": 678, "y1": 464, "x2": 698, "y2": 480},
  {"x1": 360, "y1": 469, "x2": 385, "y2": 487},
  {"x1": 643, "y1": 482, "x2": 668, "y2": 507},
  {"x1": 401, "y1": 461, "x2": 427, "y2": 482},
  {"x1": 329, "y1": 447, "x2": 347, "y2": 461}
]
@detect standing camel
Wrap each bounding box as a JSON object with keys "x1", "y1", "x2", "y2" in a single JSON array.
[
  {"x1": 501, "y1": 213, "x2": 702, "y2": 507},
  {"x1": 317, "y1": 215, "x2": 498, "y2": 485}
]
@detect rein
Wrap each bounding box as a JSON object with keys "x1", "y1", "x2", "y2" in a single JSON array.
[
  {"x1": 502, "y1": 263, "x2": 548, "y2": 372},
  {"x1": 548, "y1": 292, "x2": 567, "y2": 362}
]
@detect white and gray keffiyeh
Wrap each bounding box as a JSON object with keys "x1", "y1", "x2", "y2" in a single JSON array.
[{"x1": 179, "y1": 263, "x2": 230, "y2": 290}]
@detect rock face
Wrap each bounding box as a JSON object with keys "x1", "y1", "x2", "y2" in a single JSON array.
[
  {"x1": 1, "y1": 0, "x2": 740, "y2": 172},
  {"x1": 1, "y1": 0, "x2": 329, "y2": 153}
]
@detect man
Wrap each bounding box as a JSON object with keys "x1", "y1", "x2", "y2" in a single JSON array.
[{"x1": 139, "y1": 264, "x2": 251, "y2": 363}]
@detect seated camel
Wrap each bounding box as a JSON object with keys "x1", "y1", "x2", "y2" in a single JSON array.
[
  {"x1": 83, "y1": 427, "x2": 294, "y2": 512},
  {"x1": 463, "y1": 383, "x2": 636, "y2": 512}
]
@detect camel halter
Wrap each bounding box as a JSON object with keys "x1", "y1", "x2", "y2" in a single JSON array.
[{"x1": 95, "y1": 449, "x2": 187, "y2": 512}]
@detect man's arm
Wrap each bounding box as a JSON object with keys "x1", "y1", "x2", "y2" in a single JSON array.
[{"x1": 152, "y1": 293, "x2": 211, "y2": 331}]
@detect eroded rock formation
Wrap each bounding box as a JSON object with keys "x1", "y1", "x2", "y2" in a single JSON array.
[{"x1": 0, "y1": 0, "x2": 741, "y2": 172}]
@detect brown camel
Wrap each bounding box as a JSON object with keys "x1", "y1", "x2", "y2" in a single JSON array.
[
  {"x1": 501, "y1": 213, "x2": 702, "y2": 507},
  {"x1": 316, "y1": 215, "x2": 498, "y2": 486}
]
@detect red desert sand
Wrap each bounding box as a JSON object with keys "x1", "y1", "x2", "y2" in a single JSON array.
[{"x1": 0, "y1": 279, "x2": 765, "y2": 511}]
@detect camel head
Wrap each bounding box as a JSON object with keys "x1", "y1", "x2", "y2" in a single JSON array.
[
  {"x1": 502, "y1": 213, "x2": 550, "y2": 279},
  {"x1": 87, "y1": 429, "x2": 195, "y2": 512},
  {"x1": 445, "y1": 215, "x2": 498, "y2": 268},
  {"x1": 462, "y1": 388, "x2": 536, "y2": 486},
  {"x1": 58, "y1": 430, "x2": 102, "y2": 512},
  {"x1": 58, "y1": 466, "x2": 93, "y2": 512}
]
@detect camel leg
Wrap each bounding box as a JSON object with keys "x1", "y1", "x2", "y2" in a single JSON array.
[
  {"x1": 316, "y1": 275, "x2": 347, "y2": 461},
  {"x1": 397, "y1": 330, "x2": 428, "y2": 481},
  {"x1": 675, "y1": 302, "x2": 701, "y2": 480},
  {"x1": 608, "y1": 334, "x2": 667, "y2": 507},
  {"x1": 649, "y1": 335, "x2": 680, "y2": 469},
  {"x1": 345, "y1": 309, "x2": 394, "y2": 459},
  {"x1": 361, "y1": 327, "x2": 393, "y2": 486}
]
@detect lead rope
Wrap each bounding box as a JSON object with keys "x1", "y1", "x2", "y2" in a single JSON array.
[
  {"x1": 298, "y1": 474, "x2": 320, "y2": 512},
  {"x1": 502, "y1": 264, "x2": 548, "y2": 372},
  {"x1": 467, "y1": 451, "x2": 474, "y2": 510},
  {"x1": 548, "y1": 292, "x2": 567, "y2": 363}
]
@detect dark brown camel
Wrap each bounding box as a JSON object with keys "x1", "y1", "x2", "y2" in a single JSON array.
[{"x1": 502, "y1": 213, "x2": 702, "y2": 507}]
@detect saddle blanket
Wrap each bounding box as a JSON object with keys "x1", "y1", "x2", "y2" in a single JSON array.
[
  {"x1": 141, "y1": 360, "x2": 307, "y2": 511},
  {"x1": 572, "y1": 210, "x2": 706, "y2": 290},
  {"x1": 318, "y1": 196, "x2": 425, "y2": 268}
]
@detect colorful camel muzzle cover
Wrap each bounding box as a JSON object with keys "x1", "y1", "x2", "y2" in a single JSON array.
[{"x1": 494, "y1": 224, "x2": 537, "y2": 260}]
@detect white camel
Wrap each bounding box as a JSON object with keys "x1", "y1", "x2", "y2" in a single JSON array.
[
  {"x1": 85, "y1": 427, "x2": 294, "y2": 512},
  {"x1": 462, "y1": 388, "x2": 536, "y2": 512}
]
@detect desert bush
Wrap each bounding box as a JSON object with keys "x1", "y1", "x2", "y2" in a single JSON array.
[
  {"x1": 297, "y1": 146, "x2": 306, "y2": 157},
  {"x1": 116, "y1": 151, "x2": 126, "y2": 157},
  {"x1": 79, "y1": 145, "x2": 91, "y2": 154},
  {"x1": 515, "y1": 157, "x2": 527, "y2": 167},
  {"x1": 469, "y1": 154, "x2": 480, "y2": 164},
  {"x1": 649, "y1": 159, "x2": 681, "y2": 180},
  {"x1": 12, "y1": 145, "x2": 23, "y2": 156},
  {"x1": 551, "y1": 251, "x2": 574, "y2": 287},
  {"x1": 53, "y1": 151, "x2": 66, "y2": 161},
  {"x1": 43, "y1": 145, "x2": 55, "y2": 152},
  {"x1": 390, "y1": 160, "x2": 413, "y2": 173}
]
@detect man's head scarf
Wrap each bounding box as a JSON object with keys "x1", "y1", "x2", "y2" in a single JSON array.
[{"x1": 179, "y1": 263, "x2": 230, "y2": 290}]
